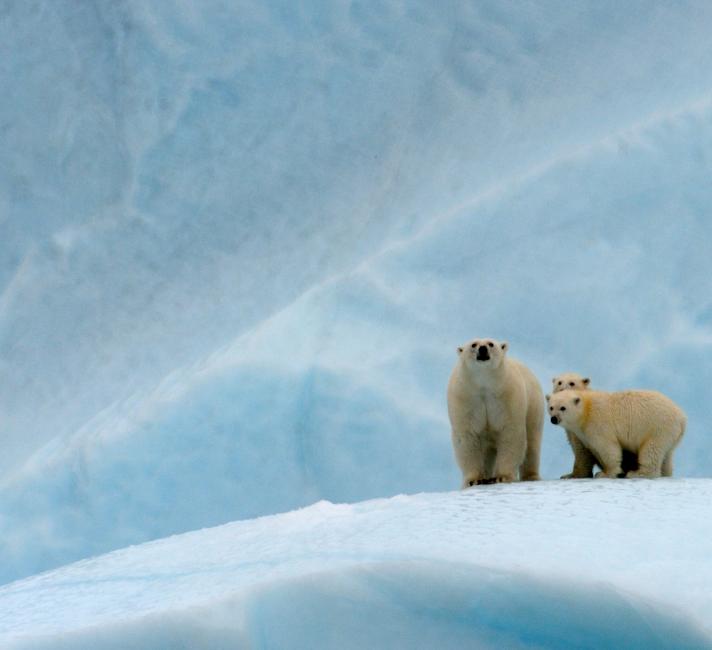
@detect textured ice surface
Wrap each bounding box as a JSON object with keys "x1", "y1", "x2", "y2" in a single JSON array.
[
  {"x1": 1, "y1": 480, "x2": 711, "y2": 649},
  {"x1": 3, "y1": 0, "x2": 712, "y2": 585}
]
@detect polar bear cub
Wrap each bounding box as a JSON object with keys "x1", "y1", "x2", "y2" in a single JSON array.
[
  {"x1": 552, "y1": 372, "x2": 590, "y2": 393},
  {"x1": 550, "y1": 373, "x2": 595, "y2": 479},
  {"x1": 447, "y1": 338, "x2": 544, "y2": 487},
  {"x1": 550, "y1": 374, "x2": 639, "y2": 478},
  {"x1": 547, "y1": 389, "x2": 686, "y2": 478}
]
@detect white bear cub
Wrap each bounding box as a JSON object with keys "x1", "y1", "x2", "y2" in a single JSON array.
[
  {"x1": 550, "y1": 373, "x2": 596, "y2": 479},
  {"x1": 547, "y1": 389, "x2": 686, "y2": 478},
  {"x1": 447, "y1": 338, "x2": 544, "y2": 487},
  {"x1": 552, "y1": 372, "x2": 590, "y2": 393}
]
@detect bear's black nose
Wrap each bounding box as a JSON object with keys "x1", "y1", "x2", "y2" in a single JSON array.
[
  {"x1": 550, "y1": 416, "x2": 559, "y2": 425},
  {"x1": 478, "y1": 345, "x2": 488, "y2": 354}
]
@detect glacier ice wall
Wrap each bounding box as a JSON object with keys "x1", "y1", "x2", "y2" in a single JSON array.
[{"x1": 2, "y1": 0, "x2": 712, "y2": 583}]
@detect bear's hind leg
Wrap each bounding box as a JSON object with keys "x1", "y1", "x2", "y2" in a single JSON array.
[
  {"x1": 661, "y1": 451, "x2": 674, "y2": 477},
  {"x1": 520, "y1": 416, "x2": 542, "y2": 481},
  {"x1": 626, "y1": 436, "x2": 664, "y2": 478}
]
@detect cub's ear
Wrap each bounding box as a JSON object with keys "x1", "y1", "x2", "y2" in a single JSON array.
[
  {"x1": 573, "y1": 397, "x2": 581, "y2": 405},
  {"x1": 500, "y1": 341, "x2": 508, "y2": 352},
  {"x1": 582, "y1": 377, "x2": 591, "y2": 386},
  {"x1": 545, "y1": 394, "x2": 551, "y2": 402},
  {"x1": 457, "y1": 346, "x2": 463, "y2": 355}
]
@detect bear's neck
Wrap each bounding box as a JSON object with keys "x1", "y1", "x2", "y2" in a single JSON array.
[
  {"x1": 578, "y1": 394, "x2": 593, "y2": 431},
  {"x1": 461, "y1": 359, "x2": 507, "y2": 389}
]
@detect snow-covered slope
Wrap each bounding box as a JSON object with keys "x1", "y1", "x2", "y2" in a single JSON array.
[
  {"x1": 2, "y1": 481, "x2": 711, "y2": 649},
  {"x1": 3, "y1": 0, "x2": 712, "y2": 587}
]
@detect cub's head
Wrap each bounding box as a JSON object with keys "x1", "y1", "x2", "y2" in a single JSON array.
[
  {"x1": 545, "y1": 390, "x2": 584, "y2": 428},
  {"x1": 457, "y1": 338, "x2": 508, "y2": 369},
  {"x1": 552, "y1": 372, "x2": 590, "y2": 393}
]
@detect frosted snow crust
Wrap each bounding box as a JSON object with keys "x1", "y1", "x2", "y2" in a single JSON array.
[{"x1": 1, "y1": 481, "x2": 711, "y2": 648}]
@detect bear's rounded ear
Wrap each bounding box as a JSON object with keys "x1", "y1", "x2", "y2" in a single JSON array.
[
  {"x1": 573, "y1": 397, "x2": 581, "y2": 405},
  {"x1": 457, "y1": 346, "x2": 463, "y2": 355},
  {"x1": 500, "y1": 341, "x2": 508, "y2": 352},
  {"x1": 545, "y1": 393, "x2": 551, "y2": 402},
  {"x1": 582, "y1": 377, "x2": 590, "y2": 386}
]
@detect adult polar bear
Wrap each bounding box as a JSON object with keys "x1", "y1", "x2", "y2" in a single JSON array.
[{"x1": 447, "y1": 338, "x2": 544, "y2": 487}]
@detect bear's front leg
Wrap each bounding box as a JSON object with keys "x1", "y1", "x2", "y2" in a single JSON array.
[
  {"x1": 453, "y1": 431, "x2": 487, "y2": 488},
  {"x1": 493, "y1": 426, "x2": 527, "y2": 483},
  {"x1": 561, "y1": 431, "x2": 595, "y2": 479},
  {"x1": 590, "y1": 439, "x2": 624, "y2": 478}
]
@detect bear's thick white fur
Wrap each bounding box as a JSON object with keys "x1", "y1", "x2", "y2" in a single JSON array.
[
  {"x1": 547, "y1": 389, "x2": 686, "y2": 478},
  {"x1": 447, "y1": 338, "x2": 544, "y2": 487},
  {"x1": 550, "y1": 373, "x2": 596, "y2": 479}
]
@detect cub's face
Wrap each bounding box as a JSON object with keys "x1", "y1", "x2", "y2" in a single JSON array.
[
  {"x1": 546, "y1": 390, "x2": 583, "y2": 428},
  {"x1": 552, "y1": 373, "x2": 590, "y2": 393},
  {"x1": 457, "y1": 338, "x2": 508, "y2": 369}
]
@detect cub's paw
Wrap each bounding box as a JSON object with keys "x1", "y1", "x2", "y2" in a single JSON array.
[
  {"x1": 595, "y1": 470, "x2": 625, "y2": 479},
  {"x1": 626, "y1": 470, "x2": 657, "y2": 479}
]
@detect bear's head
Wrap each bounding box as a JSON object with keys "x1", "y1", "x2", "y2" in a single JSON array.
[
  {"x1": 457, "y1": 338, "x2": 508, "y2": 369},
  {"x1": 546, "y1": 390, "x2": 584, "y2": 428},
  {"x1": 551, "y1": 372, "x2": 590, "y2": 393}
]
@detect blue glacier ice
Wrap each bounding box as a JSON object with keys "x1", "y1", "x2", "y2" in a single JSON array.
[{"x1": 2, "y1": 0, "x2": 712, "y2": 598}]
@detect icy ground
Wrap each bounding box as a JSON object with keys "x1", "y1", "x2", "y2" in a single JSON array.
[{"x1": 1, "y1": 480, "x2": 711, "y2": 649}]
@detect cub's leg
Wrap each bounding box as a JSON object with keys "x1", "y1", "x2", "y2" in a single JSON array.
[
  {"x1": 659, "y1": 425, "x2": 683, "y2": 478},
  {"x1": 590, "y1": 439, "x2": 625, "y2": 478},
  {"x1": 561, "y1": 431, "x2": 595, "y2": 479},
  {"x1": 452, "y1": 431, "x2": 486, "y2": 488},
  {"x1": 627, "y1": 435, "x2": 666, "y2": 478},
  {"x1": 661, "y1": 451, "x2": 674, "y2": 477}
]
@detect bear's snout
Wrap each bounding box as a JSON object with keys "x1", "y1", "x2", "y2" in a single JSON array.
[
  {"x1": 476, "y1": 345, "x2": 490, "y2": 361},
  {"x1": 550, "y1": 416, "x2": 559, "y2": 425}
]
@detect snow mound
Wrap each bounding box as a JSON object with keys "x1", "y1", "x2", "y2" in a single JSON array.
[{"x1": 1, "y1": 480, "x2": 711, "y2": 648}]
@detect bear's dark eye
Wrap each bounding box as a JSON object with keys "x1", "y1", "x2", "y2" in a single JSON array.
[
  {"x1": 471, "y1": 342, "x2": 477, "y2": 349},
  {"x1": 557, "y1": 381, "x2": 562, "y2": 386},
  {"x1": 488, "y1": 342, "x2": 494, "y2": 348},
  {"x1": 569, "y1": 382, "x2": 575, "y2": 387},
  {"x1": 560, "y1": 406, "x2": 566, "y2": 411}
]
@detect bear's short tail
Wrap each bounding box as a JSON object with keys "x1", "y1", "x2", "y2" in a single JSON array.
[{"x1": 676, "y1": 414, "x2": 687, "y2": 444}]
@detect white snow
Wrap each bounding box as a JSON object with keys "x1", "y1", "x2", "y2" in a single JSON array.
[{"x1": 1, "y1": 480, "x2": 711, "y2": 648}]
